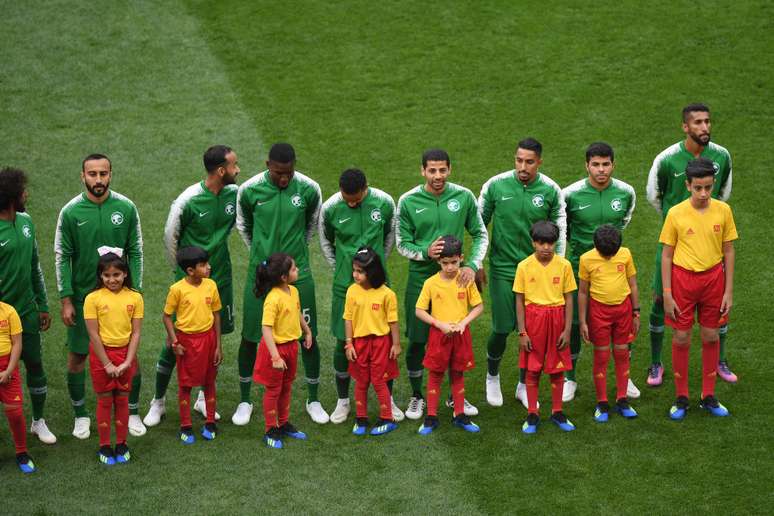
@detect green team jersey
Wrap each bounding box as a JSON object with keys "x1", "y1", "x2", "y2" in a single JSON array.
[
  {"x1": 479, "y1": 171, "x2": 566, "y2": 281},
  {"x1": 0, "y1": 212, "x2": 49, "y2": 326},
  {"x1": 396, "y1": 182, "x2": 488, "y2": 276},
  {"x1": 55, "y1": 191, "x2": 143, "y2": 302},
  {"x1": 646, "y1": 140, "x2": 732, "y2": 217},
  {"x1": 319, "y1": 187, "x2": 395, "y2": 297},
  {"x1": 163, "y1": 181, "x2": 238, "y2": 284},
  {"x1": 563, "y1": 178, "x2": 636, "y2": 265},
  {"x1": 236, "y1": 170, "x2": 321, "y2": 281}
]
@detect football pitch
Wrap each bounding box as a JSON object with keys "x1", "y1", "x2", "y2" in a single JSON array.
[{"x1": 1, "y1": 0, "x2": 773, "y2": 513}]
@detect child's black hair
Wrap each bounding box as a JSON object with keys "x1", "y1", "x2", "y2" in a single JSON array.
[
  {"x1": 94, "y1": 252, "x2": 132, "y2": 290},
  {"x1": 352, "y1": 246, "x2": 386, "y2": 288},
  {"x1": 438, "y1": 235, "x2": 463, "y2": 258},
  {"x1": 685, "y1": 157, "x2": 716, "y2": 182},
  {"x1": 177, "y1": 246, "x2": 209, "y2": 274},
  {"x1": 593, "y1": 224, "x2": 622, "y2": 257},
  {"x1": 254, "y1": 253, "x2": 294, "y2": 298},
  {"x1": 530, "y1": 220, "x2": 559, "y2": 244}
]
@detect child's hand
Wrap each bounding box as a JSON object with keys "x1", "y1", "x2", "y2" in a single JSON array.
[
  {"x1": 345, "y1": 344, "x2": 357, "y2": 361},
  {"x1": 632, "y1": 315, "x2": 641, "y2": 337},
  {"x1": 663, "y1": 294, "x2": 681, "y2": 321},
  {"x1": 104, "y1": 362, "x2": 118, "y2": 378},
  {"x1": 214, "y1": 345, "x2": 223, "y2": 366},
  {"x1": 114, "y1": 362, "x2": 129, "y2": 377},
  {"x1": 557, "y1": 330, "x2": 570, "y2": 349},
  {"x1": 172, "y1": 342, "x2": 185, "y2": 356},
  {"x1": 271, "y1": 355, "x2": 287, "y2": 370},
  {"x1": 0, "y1": 369, "x2": 10, "y2": 384},
  {"x1": 455, "y1": 321, "x2": 467, "y2": 334},
  {"x1": 389, "y1": 343, "x2": 402, "y2": 359},
  {"x1": 436, "y1": 322, "x2": 454, "y2": 334},
  {"x1": 303, "y1": 331, "x2": 313, "y2": 350},
  {"x1": 519, "y1": 335, "x2": 532, "y2": 352},
  {"x1": 580, "y1": 323, "x2": 590, "y2": 343},
  {"x1": 720, "y1": 291, "x2": 733, "y2": 317}
]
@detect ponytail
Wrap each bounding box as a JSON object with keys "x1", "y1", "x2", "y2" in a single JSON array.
[{"x1": 254, "y1": 253, "x2": 294, "y2": 298}]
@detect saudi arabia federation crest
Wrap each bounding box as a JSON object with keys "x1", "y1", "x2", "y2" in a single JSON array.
[
  {"x1": 532, "y1": 194, "x2": 544, "y2": 208},
  {"x1": 291, "y1": 194, "x2": 303, "y2": 207},
  {"x1": 111, "y1": 212, "x2": 124, "y2": 225},
  {"x1": 447, "y1": 199, "x2": 460, "y2": 212},
  {"x1": 225, "y1": 202, "x2": 235, "y2": 215},
  {"x1": 371, "y1": 209, "x2": 382, "y2": 222},
  {"x1": 611, "y1": 198, "x2": 622, "y2": 212}
]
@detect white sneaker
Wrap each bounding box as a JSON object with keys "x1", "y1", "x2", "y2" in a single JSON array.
[
  {"x1": 30, "y1": 418, "x2": 57, "y2": 444},
  {"x1": 405, "y1": 396, "x2": 425, "y2": 420},
  {"x1": 231, "y1": 402, "x2": 253, "y2": 426},
  {"x1": 194, "y1": 390, "x2": 221, "y2": 421},
  {"x1": 329, "y1": 398, "x2": 350, "y2": 424},
  {"x1": 515, "y1": 382, "x2": 538, "y2": 410},
  {"x1": 72, "y1": 416, "x2": 90, "y2": 439},
  {"x1": 486, "y1": 374, "x2": 503, "y2": 407},
  {"x1": 627, "y1": 378, "x2": 641, "y2": 399},
  {"x1": 128, "y1": 414, "x2": 147, "y2": 437},
  {"x1": 562, "y1": 380, "x2": 578, "y2": 402},
  {"x1": 143, "y1": 397, "x2": 165, "y2": 427},
  {"x1": 306, "y1": 401, "x2": 330, "y2": 424},
  {"x1": 447, "y1": 397, "x2": 479, "y2": 416},
  {"x1": 391, "y1": 397, "x2": 405, "y2": 422}
]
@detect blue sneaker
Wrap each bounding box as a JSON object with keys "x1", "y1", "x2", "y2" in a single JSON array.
[
  {"x1": 615, "y1": 399, "x2": 638, "y2": 419},
  {"x1": 179, "y1": 428, "x2": 195, "y2": 445},
  {"x1": 452, "y1": 414, "x2": 480, "y2": 433},
  {"x1": 418, "y1": 416, "x2": 439, "y2": 435},
  {"x1": 16, "y1": 453, "x2": 36, "y2": 474},
  {"x1": 594, "y1": 402, "x2": 610, "y2": 423},
  {"x1": 98, "y1": 446, "x2": 116, "y2": 466},
  {"x1": 280, "y1": 422, "x2": 307, "y2": 440},
  {"x1": 201, "y1": 423, "x2": 217, "y2": 441},
  {"x1": 370, "y1": 419, "x2": 398, "y2": 436},
  {"x1": 669, "y1": 396, "x2": 689, "y2": 420},
  {"x1": 264, "y1": 428, "x2": 283, "y2": 449},
  {"x1": 550, "y1": 412, "x2": 576, "y2": 432},
  {"x1": 522, "y1": 413, "x2": 539, "y2": 434},
  {"x1": 352, "y1": 418, "x2": 368, "y2": 436},
  {"x1": 699, "y1": 395, "x2": 729, "y2": 417},
  {"x1": 114, "y1": 443, "x2": 131, "y2": 464}
]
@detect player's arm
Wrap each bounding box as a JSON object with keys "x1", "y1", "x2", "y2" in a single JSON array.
[
  {"x1": 464, "y1": 190, "x2": 489, "y2": 274},
  {"x1": 660, "y1": 244, "x2": 679, "y2": 320},
  {"x1": 395, "y1": 196, "x2": 427, "y2": 261},
  {"x1": 262, "y1": 324, "x2": 286, "y2": 369},
  {"x1": 54, "y1": 206, "x2": 76, "y2": 325},
  {"x1": 212, "y1": 310, "x2": 223, "y2": 366},
  {"x1": 646, "y1": 155, "x2": 666, "y2": 214},
  {"x1": 126, "y1": 206, "x2": 144, "y2": 291},
  {"x1": 718, "y1": 153, "x2": 733, "y2": 201},
  {"x1": 0, "y1": 332, "x2": 22, "y2": 384},
  {"x1": 85, "y1": 318, "x2": 116, "y2": 376},
  {"x1": 163, "y1": 194, "x2": 186, "y2": 269},
  {"x1": 31, "y1": 236, "x2": 51, "y2": 330},
  {"x1": 577, "y1": 279, "x2": 590, "y2": 342},
  {"x1": 344, "y1": 319, "x2": 356, "y2": 361},
  {"x1": 383, "y1": 196, "x2": 396, "y2": 259},
  {"x1": 318, "y1": 200, "x2": 336, "y2": 267},
  {"x1": 304, "y1": 181, "x2": 322, "y2": 244},
  {"x1": 477, "y1": 178, "x2": 495, "y2": 227},
  {"x1": 299, "y1": 309, "x2": 313, "y2": 350},
  {"x1": 388, "y1": 321, "x2": 401, "y2": 359},
  {"x1": 458, "y1": 302, "x2": 484, "y2": 333},
  {"x1": 558, "y1": 292, "x2": 573, "y2": 349},
  {"x1": 627, "y1": 274, "x2": 641, "y2": 336},
  {"x1": 162, "y1": 312, "x2": 178, "y2": 351},
  {"x1": 622, "y1": 184, "x2": 636, "y2": 229},
  {"x1": 550, "y1": 184, "x2": 567, "y2": 257},
  {"x1": 236, "y1": 185, "x2": 254, "y2": 248},
  {"x1": 415, "y1": 306, "x2": 451, "y2": 334},
  {"x1": 119, "y1": 316, "x2": 143, "y2": 376},
  {"x1": 720, "y1": 240, "x2": 734, "y2": 316},
  {"x1": 515, "y1": 292, "x2": 531, "y2": 352}
]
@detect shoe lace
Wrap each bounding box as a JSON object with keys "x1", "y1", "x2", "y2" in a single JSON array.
[
  {"x1": 408, "y1": 398, "x2": 420, "y2": 411},
  {"x1": 718, "y1": 361, "x2": 731, "y2": 374}
]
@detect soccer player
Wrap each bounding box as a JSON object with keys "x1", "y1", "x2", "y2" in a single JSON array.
[
  {"x1": 659, "y1": 158, "x2": 736, "y2": 419},
  {"x1": 646, "y1": 103, "x2": 734, "y2": 386},
  {"x1": 319, "y1": 168, "x2": 403, "y2": 424},
  {"x1": 144, "y1": 145, "x2": 238, "y2": 427},
  {"x1": 55, "y1": 153, "x2": 145, "y2": 439},
  {"x1": 562, "y1": 142, "x2": 638, "y2": 402},
  {"x1": 235, "y1": 143, "x2": 328, "y2": 425},
  {"x1": 396, "y1": 148, "x2": 488, "y2": 420},
  {"x1": 0, "y1": 167, "x2": 56, "y2": 444},
  {"x1": 478, "y1": 137, "x2": 566, "y2": 408}
]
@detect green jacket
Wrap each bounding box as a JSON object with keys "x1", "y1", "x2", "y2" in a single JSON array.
[{"x1": 0, "y1": 212, "x2": 48, "y2": 327}]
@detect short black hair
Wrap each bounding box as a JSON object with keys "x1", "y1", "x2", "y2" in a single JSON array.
[
  {"x1": 530, "y1": 220, "x2": 559, "y2": 244},
  {"x1": 439, "y1": 235, "x2": 463, "y2": 258},
  {"x1": 203, "y1": 145, "x2": 233, "y2": 173},
  {"x1": 82, "y1": 153, "x2": 112, "y2": 171},
  {"x1": 517, "y1": 137, "x2": 542, "y2": 157},
  {"x1": 593, "y1": 224, "x2": 622, "y2": 257},
  {"x1": 177, "y1": 246, "x2": 209, "y2": 273},
  {"x1": 422, "y1": 149, "x2": 450, "y2": 168},
  {"x1": 339, "y1": 168, "x2": 367, "y2": 195},
  {"x1": 268, "y1": 143, "x2": 296, "y2": 163},
  {"x1": 682, "y1": 103, "x2": 710, "y2": 122},
  {"x1": 585, "y1": 142, "x2": 614, "y2": 162},
  {"x1": 0, "y1": 167, "x2": 27, "y2": 211},
  {"x1": 685, "y1": 157, "x2": 716, "y2": 182},
  {"x1": 352, "y1": 246, "x2": 386, "y2": 288}
]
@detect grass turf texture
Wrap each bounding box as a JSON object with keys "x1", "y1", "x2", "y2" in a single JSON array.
[{"x1": 1, "y1": 0, "x2": 772, "y2": 513}]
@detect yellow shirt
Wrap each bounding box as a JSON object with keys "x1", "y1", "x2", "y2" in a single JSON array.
[
  {"x1": 0, "y1": 302, "x2": 22, "y2": 357},
  {"x1": 163, "y1": 278, "x2": 222, "y2": 333},
  {"x1": 343, "y1": 284, "x2": 398, "y2": 338},
  {"x1": 416, "y1": 272, "x2": 483, "y2": 324},
  {"x1": 262, "y1": 286, "x2": 302, "y2": 344},
  {"x1": 659, "y1": 198, "x2": 738, "y2": 272},
  {"x1": 579, "y1": 247, "x2": 636, "y2": 305},
  {"x1": 513, "y1": 254, "x2": 577, "y2": 306},
  {"x1": 83, "y1": 287, "x2": 144, "y2": 347}
]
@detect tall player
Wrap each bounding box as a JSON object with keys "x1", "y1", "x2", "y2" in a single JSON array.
[
  {"x1": 234, "y1": 143, "x2": 328, "y2": 425},
  {"x1": 319, "y1": 168, "x2": 403, "y2": 423},
  {"x1": 143, "y1": 145, "x2": 239, "y2": 427},
  {"x1": 562, "y1": 142, "x2": 638, "y2": 402},
  {"x1": 55, "y1": 154, "x2": 145, "y2": 439},
  {"x1": 478, "y1": 138, "x2": 565, "y2": 408},
  {"x1": 396, "y1": 148, "x2": 488, "y2": 420},
  {"x1": 0, "y1": 167, "x2": 56, "y2": 444}
]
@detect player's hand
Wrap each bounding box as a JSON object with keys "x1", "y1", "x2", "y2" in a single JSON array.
[
  {"x1": 458, "y1": 267, "x2": 475, "y2": 287},
  {"x1": 39, "y1": 312, "x2": 51, "y2": 331},
  {"x1": 303, "y1": 331, "x2": 313, "y2": 350},
  {"x1": 271, "y1": 356, "x2": 287, "y2": 370},
  {"x1": 632, "y1": 316, "x2": 641, "y2": 337},
  {"x1": 519, "y1": 335, "x2": 532, "y2": 352},
  {"x1": 557, "y1": 330, "x2": 570, "y2": 350},
  {"x1": 427, "y1": 237, "x2": 445, "y2": 259},
  {"x1": 580, "y1": 323, "x2": 590, "y2": 343},
  {"x1": 214, "y1": 346, "x2": 223, "y2": 367},
  {"x1": 720, "y1": 292, "x2": 733, "y2": 317},
  {"x1": 345, "y1": 345, "x2": 357, "y2": 361},
  {"x1": 663, "y1": 294, "x2": 681, "y2": 321},
  {"x1": 61, "y1": 298, "x2": 75, "y2": 327},
  {"x1": 475, "y1": 268, "x2": 487, "y2": 293},
  {"x1": 389, "y1": 343, "x2": 402, "y2": 359},
  {"x1": 0, "y1": 370, "x2": 10, "y2": 384}
]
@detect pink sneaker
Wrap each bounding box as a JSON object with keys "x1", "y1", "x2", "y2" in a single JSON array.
[
  {"x1": 647, "y1": 363, "x2": 664, "y2": 387},
  {"x1": 716, "y1": 361, "x2": 738, "y2": 383}
]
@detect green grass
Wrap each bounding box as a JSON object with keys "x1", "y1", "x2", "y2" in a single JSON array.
[{"x1": 1, "y1": 0, "x2": 773, "y2": 513}]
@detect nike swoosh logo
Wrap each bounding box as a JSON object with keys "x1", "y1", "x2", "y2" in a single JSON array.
[
  {"x1": 577, "y1": 204, "x2": 591, "y2": 210},
  {"x1": 199, "y1": 212, "x2": 209, "y2": 217},
  {"x1": 674, "y1": 172, "x2": 685, "y2": 178},
  {"x1": 256, "y1": 201, "x2": 265, "y2": 206},
  {"x1": 338, "y1": 218, "x2": 350, "y2": 224},
  {"x1": 501, "y1": 196, "x2": 513, "y2": 201},
  {"x1": 415, "y1": 208, "x2": 427, "y2": 214},
  {"x1": 0, "y1": 240, "x2": 8, "y2": 247},
  {"x1": 77, "y1": 221, "x2": 88, "y2": 226}
]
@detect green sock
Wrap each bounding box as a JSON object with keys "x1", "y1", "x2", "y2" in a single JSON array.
[
  {"x1": 719, "y1": 325, "x2": 728, "y2": 362},
  {"x1": 25, "y1": 362, "x2": 47, "y2": 420},
  {"x1": 405, "y1": 341, "x2": 426, "y2": 397},
  {"x1": 302, "y1": 338, "x2": 321, "y2": 402},
  {"x1": 128, "y1": 371, "x2": 141, "y2": 415},
  {"x1": 486, "y1": 332, "x2": 508, "y2": 376},
  {"x1": 67, "y1": 370, "x2": 88, "y2": 417},
  {"x1": 154, "y1": 345, "x2": 176, "y2": 399},
  {"x1": 519, "y1": 368, "x2": 526, "y2": 383},
  {"x1": 565, "y1": 324, "x2": 580, "y2": 382},
  {"x1": 238, "y1": 339, "x2": 257, "y2": 403},
  {"x1": 333, "y1": 340, "x2": 350, "y2": 399},
  {"x1": 649, "y1": 301, "x2": 665, "y2": 364}
]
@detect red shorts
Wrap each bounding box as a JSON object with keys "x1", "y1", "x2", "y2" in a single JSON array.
[
  {"x1": 423, "y1": 326, "x2": 475, "y2": 373},
  {"x1": 0, "y1": 354, "x2": 23, "y2": 405},
  {"x1": 175, "y1": 327, "x2": 218, "y2": 387},
  {"x1": 667, "y1": 263, "x2": 727, "y2": 330},
  {"x1": 588, "y1": 297, "x2": 635, "y2": 346},
  {"x1": 89, "y1": 344, "x2": 136, "y2": 393},
  {"x1": 348, "y1": 334, "x2": 399, "y2": 384},
  {"x1": 519, "y1": 304, "x2": 571, "y2": 374},
  {"x1": 253, "y1": 339, "x2": 298, "y2": 386}
]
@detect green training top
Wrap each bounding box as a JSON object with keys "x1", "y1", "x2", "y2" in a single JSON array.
[{"x1": 0, "y1": 212, "x2": 49, "y2": 324}]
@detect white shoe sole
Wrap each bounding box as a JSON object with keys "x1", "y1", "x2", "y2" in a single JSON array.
[
  {"x1": 329, "y1": 405, "x2": 350, "y2": 424},
  {"x1": 231, "y1": 404, "x2": 253, "y2": 426},
  {"x1": 30, "y1": 424, "x2": 57, "y2": 445},
  {"x1": 128, "y1": 416, "x2": 147, "y2": 437}
]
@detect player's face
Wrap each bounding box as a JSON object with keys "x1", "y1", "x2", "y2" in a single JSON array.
[
  {"x1": 422, "y1": 160, "x2": 451, "y2": 194},
  {"x1": 683, "y1": 111, "x2": 711, "y2": 147},
  {"x1": 686, "y1": 175, "x2": 714, "y2": 207},
  {"x1": 438, "y1": 255, "x2": 462, "y2": 278},
  {"x1": 352, "y1": 263, "x2": 367, "y2": 286},
  {"x1": 515, "y1": 148, "x2": 542, "y2": 184},
  {"x1": 190, "y1": 261, "x2": 211, "y2": 279},
  {"x1": 532, "y1": 240, "x2": 556, "y2": 262},
  {"x1": 220, "y1": 152, "x2": 240, "y2": 185},
  {"x1": 101, "y1": 265, "x2": 127, "y2": 293},
  {"x1": 284, "y1": 260, "x2": 299, "y2": 284},
  {"x1": 342, "y1": 188, "x2": 367, "y2": 208},
  {"x1": 267, "y1": 160, "x2": 295, "y2": 189},
  {"x1": 82, "y1": 159, "x2": 112, "y2": 198},
  {"x1": 585, "y1": 155, "x2": 615, "y2": 188}
]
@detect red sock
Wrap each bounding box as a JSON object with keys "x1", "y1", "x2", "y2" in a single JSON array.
[
  {"x1": 450, "y1": 370, "x2": 465, "y2": 417},
  {"x1": 550, "y1": 373, "x2": 564, "y2": 413},
  {"x1": 373, "y1": 380, "x2": 392, "y2": 420},
  {"x1": 613, "y1": 347, "x2": 630, "y2": 401},
  {"x1": 96, "y1": 395, "x2": 113, "y2": 447},
  {"x1": 526, "y1": 370, "x2": 540, "y2": 415},
  {"x1": 592, "y1": 347, "x2": 611, "y2": 403},
  {"x1": 262, "y1": 379, "x2": 281, "y2": 433},
  {"x1": 701, "y1": 339, "x2": 720, "y2": 398},
  {"x1": 204, "y1": 382, "x2": 217, "y2": 424},
  {"x1": 278, "y1": 372, "x2": 294, "y2": 428},
  {"x1": 426, "y1": 370, "x2": 444, "y2": 417},
  {"x1": 114, "y1": 393, "x2": 129, "y2": 445},
  {"x1": 178, "y1": 386, "x2": 192, "y2": 428},
  {"x1": 672, "y1": 340, "x2": 690, "y2": 398},
  {"x1": 355, "y1": 380, "x2": 369, "y2": 419},
  {"x1": 4, "y1": 405, "x2": 27, "y2": 454}
]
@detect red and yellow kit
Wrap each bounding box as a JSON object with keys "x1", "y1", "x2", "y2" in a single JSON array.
[{"x1": 0, "y1": 302, "x2": 23, "y2": 404}]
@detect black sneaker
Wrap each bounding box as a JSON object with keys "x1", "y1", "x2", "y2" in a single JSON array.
[
  {"x1": 615, "y1": 398, "x2": 638, "y2": 419},
  {"x1": 550, "y1": 411, "x2": 576, "y2": 431},
  {"x1": 669, "y1": 396, "x2": 690, "y2": 420},
  {"x1": 264, "y1": 427, "x2": 284, "y2": 449},
  {"x1": 452, "y1": 414, "x2": 480, "y2": 433},
  {"x1": 16, "y1": 452, "x2": 36, "y2": 474},
  {"x1": 202, "y1": 422, "x2": 217, "y2": 441},
  {"x1": 699, "y1": 395, "x2": 729, "y2": 417},
  {"x1": 418, "y1": 416, "x2": 439, "y2": 435},
  {"x1": 98, "y1": 445, "x2": 116, "y2": 465},
  {"x1": 279, "y1": 422, "x2": 307, "y2": 440},
  {"x1": 594, "y1": 402, "x2": 610, "y2": 423},
  {"x1": 522, "y1": 413, "x2": 540, "y2": 434},
  {"x1": 114, "y1": 443, "x2": 131, "y2": 464}
]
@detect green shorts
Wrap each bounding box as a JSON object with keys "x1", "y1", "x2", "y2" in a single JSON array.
[
  {"x1": 489, "y1": 276, "x2": 516, "y2": 334},
  {"x1": 242, "y1": 275, "x2": 318, "y2": 343},
  {"x1": 218, "y1": 281, "x2": 235, "y2": 335},
  {"x1": 67, "y1": 301, "x2": 90, "y2": 355},
  {"x1": 20, "y1": 310, "x2": 42, "y2": 364},
  {"x1": 330, "y1": 292, "x2": 346, "y2": 341},
  {"x1": 651, "y1": 242, "x2": 664, "y2": 296},
  {"x1": 405, "y1": 271, "x2": 432, "y2": 343}
]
